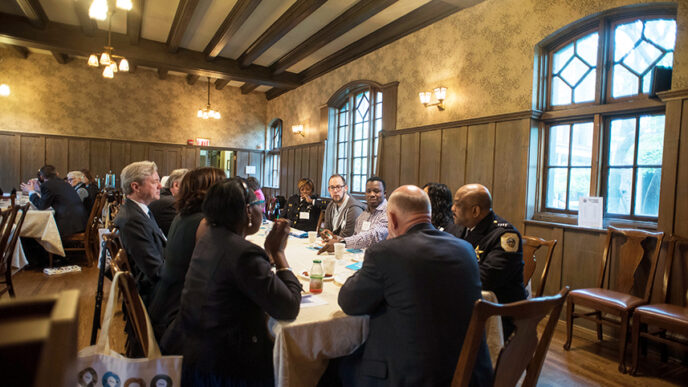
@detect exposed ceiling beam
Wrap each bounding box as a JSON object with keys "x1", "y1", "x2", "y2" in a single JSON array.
[
  {"x1": 51, "y1": 51, "x2": 69, "y2": 64},
  {"x1": 300, "y1": 0, "x2": 461, "y2": 84},
  {"x1": 15, "y1": 0, "x2": 48, "y2": 29},
  {"x1": 270, "y1": 0, "x2": 397, "y2": 75},
  {"x1": 237, "y1": 0, "x2": 326, "y2": 68},
  {"x1": 266, "y1": 87, "x2": 288, "y2": 100},
  {"x1": 240, "y1": 83, "x2": 259, "y2": 94},
  {"x1": 215, "y1": 79, "x2": 230, "y2": 90},
  {"x1": 167, "y1": 0, "x2": 199, "y2": 53},
  {"x1": 186, "y1": 74, "x2": 199, "y2": 85},
  {"x1": 204, "y1": 0, "x2": 262, "y2": 60},
  {"x1": 0, "y1": 13, "x2": 302, "y2": 89},
  {"x1": 10, "y1": 44, "x2": 29, "y2": 58},
  {"x1": 127, "y1": 0, "x2": 144, "y2": 45},
  {"x1": 74, "y1": 0, "x2": 97, "y2": 36},
  {"x1": 157, "y1": 68, "x2": 168, "y2": 80}
]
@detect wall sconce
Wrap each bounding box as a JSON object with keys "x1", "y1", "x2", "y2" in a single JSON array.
[
  {"x1": 292, "y1": 124, "x2": 304, "y2": 137},
  {"x1": 419, "y1": 87, "x2": 447, "y2": 111},
  {"x1": 0, "y1": 84, "x2": 9, "y2": 97}
]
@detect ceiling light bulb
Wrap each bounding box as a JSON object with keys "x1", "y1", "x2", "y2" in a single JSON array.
[
  {"x1": 197, "y1": 109, "x2": 203, "y2": 118},
  {"x1": 109, "y1": 62, "x2": 118, "y2": 73},
  {"x1": 89, "y1": 0, "x2": 108, "y2": 20},
  {"x1": 0, "y1": 84, "x2": 10, "y2": 97},
  {"x1": 434, "y1": 87, "x2": 447, "y2": 101},
  {"x1": 103, "y1": 65, "x2": 114, "y2": 79},
  {"x1": 214, "y1": 111, "x2": 221, "y2": 119},
  {"x1": 116, "y1": 0, "x2": 133, "y2": 11},
  {"x1": 202, "y1": 111, "x2": 209, "y2": 120},
  {"x1": 118, "y1": 58, "x2": 129, "y2": 72},
  {"x1": 100, "y1": 52, "x2": 111, "y2": 66},
  {"x1": 419, "y1": 92, "x2": 431, "y2": 104},
  {"x1": 87, "y1": 54, "x2": 99, "y2": 67}
]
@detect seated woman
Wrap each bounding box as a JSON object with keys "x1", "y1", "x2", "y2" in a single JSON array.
[
  {"x1": 175, "y1": 177, "x2": 301, "y2": 386},
  {"x1": 283, "y1": 177, "x2": 321, "y2": 231},
  {"x1": 423, "y1": 182, "x2": 458, "y2": 234},
  {"x1": 149, "y1": 167, "x2": 226, "y2": 342}
]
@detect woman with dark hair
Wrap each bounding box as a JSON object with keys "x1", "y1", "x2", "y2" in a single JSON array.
[
  {"x1": 283, "y1": 177, "x2": 321, "y2": 231},
  {"x1": 422, "y1": 182, "x2": 457, "y2": 233},
  {"x1": 176, "y1": 177, "x2": 301, "y2": 386},
  {"x1": 149, "y1": 167, "x2": 226, "y2": 344}
]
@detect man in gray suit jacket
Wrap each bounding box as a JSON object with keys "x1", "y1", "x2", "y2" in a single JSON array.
[
  {"x1": 114, "y1": 161, "x2": 166, "y2": 306},
  {"x1": 338, "y1": 185, "x2": 493, "y2": 386},
  {"x1": 321, "y1": 174, "x2": 364, "y2": 238}
]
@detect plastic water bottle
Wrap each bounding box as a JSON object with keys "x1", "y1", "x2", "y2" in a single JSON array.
[{"x1": 309, "y1": 259, "x2": 324, "y2": 294}]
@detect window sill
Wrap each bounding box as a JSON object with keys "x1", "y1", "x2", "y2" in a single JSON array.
[{"x1": 527, "y1": 212, "x2": 658, "y2": 233}]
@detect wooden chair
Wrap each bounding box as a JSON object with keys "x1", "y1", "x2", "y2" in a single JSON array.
[
  {"x1": 0, "y1": 207, "x2": 19, "y2": 263},
  {"x1": 110, "y1": 248, "x2": 133, "y2": 277},
  {"x1": 564, "y1": 226, "x2": 664, "y2": 373},
  {"x1": 90, "y1": 229, "x2": 123, "y2": 344},
  {"x1": 0, "y1": 203, "x2": 30, "y2": 298},
  {"x1": 110, "y1": 264, "x2": 153, "y2": 357},
  {"x1": 631, "y1": 236, "x2": 688, "y2": 375},
  {"x1": 522, "y1": 236, "x2": 557, "y2": 298},
  {"x1": 452, "y1": 287, "x2": 570, "y2": 387},
  {"x1": 62, "y1": 192, "x2": 105, "y2": 267}
]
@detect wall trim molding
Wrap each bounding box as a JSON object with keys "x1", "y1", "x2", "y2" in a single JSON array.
[
  {"x1": 381, "y1": 110, "x2": 542, "y2": 137},
  {"x1": 278, "y1": 140, "x2": 325, "y2": 151},
  {"x1": 658, "y1": 88, "x2": 688, "y2": 101}
]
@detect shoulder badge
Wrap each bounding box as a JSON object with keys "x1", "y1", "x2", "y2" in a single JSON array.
[
  {"x1": 500, "y1": 232, "x2": 519, "y2": 252},
  {"x1": 497, "y1": 222, "x2": 510, "y2": 228}
]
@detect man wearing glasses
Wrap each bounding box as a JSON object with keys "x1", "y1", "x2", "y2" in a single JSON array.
[{"x1": 320, "y1": 174, "x2": 364, "y2": 238}]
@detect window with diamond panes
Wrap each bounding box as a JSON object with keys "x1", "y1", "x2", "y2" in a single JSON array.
[
  {"x1": 335, "y1": 88, "x2": 382, "y2": 194},
  {"x1": 551, "y1": 33, "x2": 598, "y2": 106},
  {"x1": 266, "y1": 120, "x2": 281, "y2": 188}
]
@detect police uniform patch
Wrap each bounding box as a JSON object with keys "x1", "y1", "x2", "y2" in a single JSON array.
[{"x1": 500, "y1": 233, "x2": 519, "y2": 252}]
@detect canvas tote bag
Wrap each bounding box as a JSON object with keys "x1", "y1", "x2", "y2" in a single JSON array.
[{"x1": 76, "y1": 272, "x2": 182, "y2": 387}]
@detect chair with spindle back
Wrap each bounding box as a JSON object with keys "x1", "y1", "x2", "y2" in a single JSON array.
[
  {"x1": 564, "y1": 226, "x2": 664, "y2": 373},
  {"x1": 630, "y1": 236, "x2": 688, "y2": 375},
  {"x1": 451, "y1": 287, "x2": 570, "y2": 387},
  {"x1": 522, "y1": 236, "x2": 557, "y2": 298},
  {"x1": 62, "y1": 192, "x2": 106, "y2": 267},
  {"x1": 0, "y1": 204, "x2": 29, "y2": 298},
  {"x1": 110, "y1": 262, "x2": 153, "y2": 357}
]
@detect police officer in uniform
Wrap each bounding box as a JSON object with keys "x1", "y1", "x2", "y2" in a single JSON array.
[
  {"x1": 451, "y1": 183, "x2": 527, "y2": 338},
  {"x1": 283, "y1": 177, "x2": 322, "y2": 231}
]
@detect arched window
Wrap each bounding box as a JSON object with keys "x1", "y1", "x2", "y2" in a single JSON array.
[
  {"x1": 266, "y1": 119, "x2": 282, "y2": 188},
  {"x1": 328, "y1": 81, "x2": 384, "y2": 194},
  {"x1": 536, "y1": 5, "x2": 676, "y2": 221}
]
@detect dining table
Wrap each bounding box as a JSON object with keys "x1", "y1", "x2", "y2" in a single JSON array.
[{"x1": 247, "y1": 222, "x2": 504, "y2": 387}]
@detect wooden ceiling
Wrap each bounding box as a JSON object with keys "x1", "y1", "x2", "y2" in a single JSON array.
[{"x1": 0, "y1": 0, "x2": 485, "y2": 99}]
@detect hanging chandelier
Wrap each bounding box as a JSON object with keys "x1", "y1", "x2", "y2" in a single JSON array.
[
  {"x1": 86, "y1": 0, "x2": 130, "y2": 79},
  {"x1": 197, "y1": 77, "x2": 221, "y2": 119}
]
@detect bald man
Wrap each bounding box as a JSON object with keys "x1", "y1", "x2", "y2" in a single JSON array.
[
  {"x1": 452, "y1": 184, "x2": 527, "y2": 337},
  {"x1": 338, "y1": 185, "x2": 492, "y2": 386}
]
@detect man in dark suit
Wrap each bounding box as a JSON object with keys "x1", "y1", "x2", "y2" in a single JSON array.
[
  {"x1": 149, "y1": 168, "x2": 187, "y2": 236},
  {"x1": 22, "y1": 165, "x2": 88, "y2": 237},
  {"x1": 451, "y1": 184, "x2": 527, "y2": 338},
  {"x1": 338, "y1": 185, "x2": 492, "y2": 387},
  {"x1": 114, "y1": 161, "x2": 166, "y2": 306}
]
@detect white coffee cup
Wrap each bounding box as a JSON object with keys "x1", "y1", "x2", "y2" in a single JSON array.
[
  {"x1": 323, "y1": 256, "x2": 336, "y2": 276},
  {"x1": 334, "y1": 242, "x2": 345, "y2": 259},
  {"x1": 308, "y1": 231, "x2": 317, "y2": 244}
]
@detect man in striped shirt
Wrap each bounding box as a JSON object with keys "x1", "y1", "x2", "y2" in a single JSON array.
[{"x1": 319, "y1": 177, "x2": 388, "y2": 252}]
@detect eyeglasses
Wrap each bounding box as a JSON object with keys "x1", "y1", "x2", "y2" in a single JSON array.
[
  {"x1": 328, "y1": 185, "x2": 345, "y2": 191},
  {"x1": 249, "y1": 199, "x2": 265, "y2": 207}
]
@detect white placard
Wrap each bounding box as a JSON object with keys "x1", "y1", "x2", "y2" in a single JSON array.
[
  {"x1": 578, "y1": 197, "x2": 603, "y2": 229},
  {"x1": 245, "y1": 165, "x2": 256, "y2": 174}
]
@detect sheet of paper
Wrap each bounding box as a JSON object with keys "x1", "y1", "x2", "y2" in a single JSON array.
[
  {"x1": 578, "y1": 196, "x2": 603, "y2": 229},
  {"x1": 300, "y1": 295, "x2": 328, "y2": 308}
]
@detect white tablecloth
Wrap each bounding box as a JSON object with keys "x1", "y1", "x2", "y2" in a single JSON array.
[{"x1": 247, "y1": 223, "x2": 504, "y2": 387}]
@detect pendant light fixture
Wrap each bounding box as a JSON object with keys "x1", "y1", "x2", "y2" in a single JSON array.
[
  {"x1": 86, "y1": 0, "x2": 130, "y2": 78},
  {"x1": 197, "y1": 77, "x2": 221, "y2": 119}
]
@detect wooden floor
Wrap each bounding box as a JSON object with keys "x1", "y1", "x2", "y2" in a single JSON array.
[{"x1": 5, "y1": 265, "x2": 688, "y2": 386}]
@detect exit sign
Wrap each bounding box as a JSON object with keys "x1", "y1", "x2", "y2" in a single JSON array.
[{"x1": 195, "y1": 138, "x2": 210, "y2": 146}]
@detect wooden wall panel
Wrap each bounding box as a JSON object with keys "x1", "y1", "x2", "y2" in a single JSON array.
[
  {"x1": 380, "y1": 135, "x2": 400, "y2": 190},
  {"x1": 316, "y1": 143, "x2": 324, "y2": 192},
  {"x1": 181, "y1": 147, "x2": 198, "y2": 169},
  {"x1": 294, "y1": 148, "x2": 303, "y2": 184},
  {"x1": 523, "y1": 224, "x2": 565, "y2": 297},
  {"x1": 418, "y1": 130, "x2": 441, "y2": 185},
  {"x1": 21, "y1": 135, "x2": 45, "y2": 183},
  {"x1": 110, "y1": 142, "x2": 131, "y2": 176},
  {"x1": 493, "y1": 119, "x2": 530, "y2": 231},
  {"x1": 561, "y1": 230, "x2": 607, "y2": 290},
  {"x1": 280, "y1": 150, "x2": 289, "y2": 197},
  {"x1": 465, "y1": 123, "x2": 495, "y2": 191},
  {"x1": 236, "y1": 151, "x2": 249, "y2": 178},
  {"x1": 0, "y1": 133, "x2": 20, "y2": 190},
  {"x1": 674, "y1": 100, "x2": 688, "y2": 237},
  {"x1": 309, "y1": 146, "x2": 319, "y2": 183},
  {"x1": 130, "y1": 143, "x2": 146, "y2": 163},
  {"x1": 90, "y1": 140, "x2": 111, "y2": 179},
  {"x1": 399, "y1": 133, "x2": 419, "y2": 186},
  {"x1": 148, "y1": 145, "x2": 165, "y2": 174},
  {"x1": 286, "y1": 149, "x2": 295, "y2": 196},
  {"x1": 440, "y1": 126, "x2": 467, "y2": 194},
  {"x1": 45, "y1": 137, "x2": 68, "y2": 178},
  {"x1": 68, "y1": 139, "x2": 90, "y2": 173},
  {"x1": 164, "y1": 148, "x2": 181, "y2": 176}
]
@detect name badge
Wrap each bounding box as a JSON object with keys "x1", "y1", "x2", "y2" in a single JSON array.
[
  {"x1": 361, "y1": 221, "x2": 371, "y2": 231},
  {"x1": 299, "y1": 211, "x2": 310, "y2": 220}
]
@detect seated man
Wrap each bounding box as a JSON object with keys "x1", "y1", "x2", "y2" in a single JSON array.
[
  {"x1": 66, "y1": 170, "x2": 89, "y2": 204},
  {"x1": 114, "y1": 161, "x2": 166, "y2": 306},
  {"x1": 319, "y1": 176, "x2": 388, "y2": 252},
  {"x1": 320, "y1": 174, "x2": 364, "y2": 238},
  {"x1": 149, "y1": 168, "x2": 187, "y2": 236},
  {"x1": 338, "y1": 185, "x2": 492, "y2": 386},
  {"x1": 451, "y1": 183, "x2": 527, "y2": 337}
]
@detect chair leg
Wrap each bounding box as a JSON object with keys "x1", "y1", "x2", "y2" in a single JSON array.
[
  {"x1": 630, "y1": 314, "x2": 641, "y2": 376},
  {"x1": 48, "y1": 253, "x2": 53, "y2": 268},
  {"x1": 659, "y1": 330, "x2": 668, "y2": 362},
  {"x1": 618, "y1": 312, "x2": 630, "y2": 373},
  {"x1": 596, "y1": 311, "x2": 603, "y2": 341},
  {"x1": 5, "y1": 270, "x2": 14, "y2": 298},
  {"x1": 564, "y1": 299, "x2": 574, "y2": 350}
]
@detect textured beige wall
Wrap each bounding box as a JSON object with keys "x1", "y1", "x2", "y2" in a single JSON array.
[
  {"x1": 268, "y1": 0, "x2": 688, "y2": 147},
  {"x1": 0, "y1": 47, "x2": 267, "y2": 149}
]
